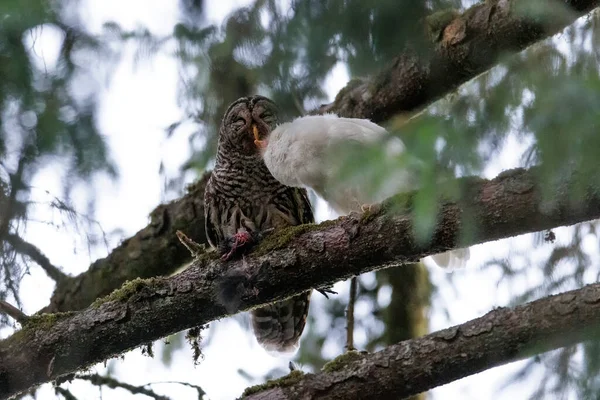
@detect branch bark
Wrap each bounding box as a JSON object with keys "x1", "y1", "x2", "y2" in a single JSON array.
[
  {"x1": 0, "y1": 301, "x2": 29, "y2": 325},
  {"x1": 242, "y1": 282, "x2": 600, "y2": 400},
  {"x1": 2, "y1": 166, "x2": 600, "y2": 399},
  {"x1": 315, "y1": 0, "x2": 600, "y2": 122}
]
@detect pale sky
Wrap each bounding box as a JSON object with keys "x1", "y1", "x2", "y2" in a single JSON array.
[{"x1": 12, "y1": 1, "x2": 592, "y2": 399}]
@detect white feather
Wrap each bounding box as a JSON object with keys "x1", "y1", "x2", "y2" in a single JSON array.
[{"x1": 262, "y1": 114, "x2": 470, "y2": 270}]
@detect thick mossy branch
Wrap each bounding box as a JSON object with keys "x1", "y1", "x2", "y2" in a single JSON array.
[
  {"x1": 90, "y1": 277, "x2": 163, "y2": 308},
  {"x1": 321, "y1": 350, "x2": 365, "y2": 373},
  {"x1": 242, "y1": 283, "x2": 600, "y2": 400},
  {"x1": 242, "y1": 370, "x2": 305, "y2": 397},
  {"x1": 2, "y1": 166, "x2": 600, "y2": 399},
  {"x1": 315, "y1": 0, "x2": 600, "y2": 122},
  {"x1": 252, "y1": 220, "x2": 338, "y2": 256}
]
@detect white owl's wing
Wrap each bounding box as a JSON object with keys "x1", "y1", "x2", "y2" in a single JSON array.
[
  {"x1": 275, "y1": 116, "x2": 373, "y2": 213},
  {"x1": 427, "y1": 248, "x2": 471, "y2": 271},
  {"x1": 264, "y1": 115, "x2": 409, "y2": 214},
  {"x1": 263, "y1": 116, "x2": 337, "y2": 196},
  {"x1": 323, "y1": 116, "x2": 387, "y2": 143}
]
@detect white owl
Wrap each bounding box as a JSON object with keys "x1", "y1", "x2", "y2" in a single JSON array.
[{"x1": 258, "y1": 114, "x2": 469, "y2": 270}]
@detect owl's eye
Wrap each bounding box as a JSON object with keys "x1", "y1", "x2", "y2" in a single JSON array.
[
  {"x1": 233, "y1": 117, "x2": 246, "y2": 128},
  {"x1": 260, "y1": 112, "x2": 273, "y2": 121}
]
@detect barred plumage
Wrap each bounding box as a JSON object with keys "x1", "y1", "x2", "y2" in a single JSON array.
[{"x1": 204, "y1": 96, "x2": 314, "y2": 354}]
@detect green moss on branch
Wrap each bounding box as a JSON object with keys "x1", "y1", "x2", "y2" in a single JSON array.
[{"x1": 241, "y1": 370, "x2": 305, "y2": 397}]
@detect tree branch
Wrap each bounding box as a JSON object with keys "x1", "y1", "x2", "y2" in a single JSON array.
[
  {"x1": 54, "y1": 386, "x2": 78, "y2": 400},
  {"x1": 242, "y1": 282, "x2": 600, "y2": 399},
  {"x1": 345, "y1": 277, "x2": 357, "y2": 351},
  {"x1": 0, "y1": 300, "x2": 29, "y2": 325},
  {"x1": 42, "y1": 173, "x2": 210, "y2": 313},
  {"x1": 315, "y1": 0, "x2": 600, "y2": 122},
  {"x1": 5, "y1": 234, "x2": 68, "y2": 283},
  {"x1": 2, "y1": 166, "x2": 600, "y2": 399},
  {"x1": 77, "y1": 374, "x2": 170, "y2": 400}
]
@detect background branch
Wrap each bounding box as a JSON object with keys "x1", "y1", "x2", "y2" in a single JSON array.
[
  {"x1": 2, "y1": 166, "x2": 600, "y2": 399},
  {"x1": 242, "y1": 281, "x2": 600, "y2": 399},
  {"x1": 77, "y1": 374, "x2": 170, "y2": 400},
  {"x1": 54, "y1": 387, "x2": 78, "y2": 400},
  {"x1": 345, "y1": 277, "x2": 357, "y2": 351},
  {"x1": 0, "y1": 300, "x2": 28, "y2": 324},
  {"x1": 6, "y1": 234, "x2": 67, "y2": 283}
]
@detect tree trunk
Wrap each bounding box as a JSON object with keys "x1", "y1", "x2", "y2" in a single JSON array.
[{"x1": 379, "y1": 264, "x2": 430, "y2": 400}]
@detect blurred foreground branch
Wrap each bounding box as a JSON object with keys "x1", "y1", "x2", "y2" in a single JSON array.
[
  {"x1": 2, "y1": 166, "x2": 600, "y2": 398},
  {"x1": 242, "y1": 282, "x2": 600, "y2": 399}
]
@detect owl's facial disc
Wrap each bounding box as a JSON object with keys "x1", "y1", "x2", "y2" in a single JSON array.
[{"x1": 253, "y1": 124, "x2": 268, "y2": 149}]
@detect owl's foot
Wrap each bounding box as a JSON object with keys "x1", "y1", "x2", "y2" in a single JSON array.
[
  {"x1": 221, "y1": 231, "x2": 255, "y2": 261},
  {"x1": 220, "y1": 228, "x2": 275, "y2": 261}
]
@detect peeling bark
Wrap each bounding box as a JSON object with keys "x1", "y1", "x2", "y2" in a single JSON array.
[
  {"x1": 2, "y1": 166, "x2": 600, "y2": 399},
  {"x1": 242, "y1": 283, "x2": 600, "y2": 400},
  {"x1": 315, "y1": 0, "x2": 600, "y2": 122},
  {"x1": 43, "y1": 173, "x2": 210, "y2": 313}
]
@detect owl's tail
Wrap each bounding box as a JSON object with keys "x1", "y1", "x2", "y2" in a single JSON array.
[
  {"x1": 251, "y1": 291, "x2": 311, "y2": 355},
  {"x1": 427, "y1": 248, "x2": 471, "y2": 271}
]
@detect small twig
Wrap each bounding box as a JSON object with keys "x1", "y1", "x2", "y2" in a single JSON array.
[
  {"x1": 345, "y1": 277, "x2": 357, "y2": 351},
  {"x1": 176, "y1": 230, "x2": 205, "y2": 258},
  {"x1": 0, "y1": 153, "x2": 26, "y2": 241},
  {"x1": 6, "y1": 233, "x2": 68, "y2": 283},
  {"x1": 78, "y1": 374, "x2": 171, "y2": 400},
  {"x1": 1, "y1": 250, "x2": 22, "y2": 309},
  {"x1": 0, "y1": 300, "x2": 29, "y2": 324},
  {"x1": 144, "y1": 381, "x2": 207, "y2": 399},
  {"x1": 317, "y1": 286, "x2": 337, "y2": 298},
  {"x1": 54, "y1": 386, "x2": 78, "y2": 400}
]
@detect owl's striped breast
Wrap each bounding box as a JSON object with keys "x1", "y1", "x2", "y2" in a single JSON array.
[{"x1": 207, "y1": 145, "x2": 313, "y2": 353}]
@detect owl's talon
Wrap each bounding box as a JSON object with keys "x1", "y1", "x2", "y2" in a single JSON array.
[
  {"x1": 221, "y1": 231, "x2": 254, "y2": 261},
  {"x1": 220, "y1": 228, "x2": 275, "y2": 261}
]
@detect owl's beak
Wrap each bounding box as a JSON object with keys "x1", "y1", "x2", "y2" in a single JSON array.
[{"x1": 252, "y1": 124, "x2": 268, "y2": 149}]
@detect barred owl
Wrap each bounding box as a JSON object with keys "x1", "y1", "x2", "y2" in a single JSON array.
[
  {"x1": 259, "y1": 114, "x2": 470, "y2": 270},
  {"x1": 204, "y1": 96, "x2": 315, "y2": 354}
]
